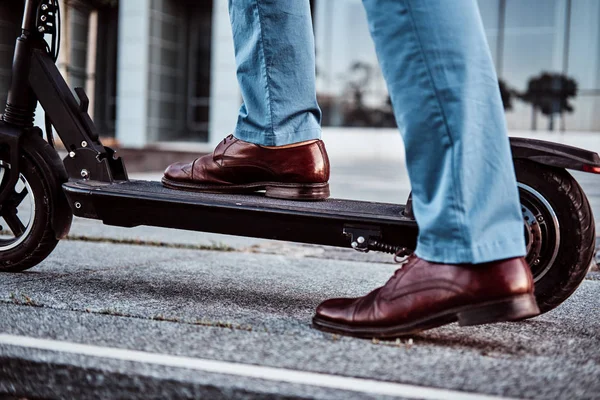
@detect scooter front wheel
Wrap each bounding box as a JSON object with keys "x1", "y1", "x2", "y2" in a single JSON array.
[
  {"x1": 514, "y1": 159, "x2": 595, "y2": 313},
  {"x1": 0, "y1": 132, "x2": 68, "y2": 272}
]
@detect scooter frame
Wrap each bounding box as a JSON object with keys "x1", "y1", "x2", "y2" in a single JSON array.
[{"x1": 2, "y1": 0, "x2": 600, "y2": 255}]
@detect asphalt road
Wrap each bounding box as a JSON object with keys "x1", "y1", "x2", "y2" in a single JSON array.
[
  {"x1": 0, "y1": 161, "x2": 599, "y2": 399},
  {"x1": 0, "y1": 241, "x2": 599, "y2": 399}
]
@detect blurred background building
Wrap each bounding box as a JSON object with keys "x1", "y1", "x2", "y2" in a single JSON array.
[{"x1": 0, "y1": 0, "x2": 599, "y2": 149}]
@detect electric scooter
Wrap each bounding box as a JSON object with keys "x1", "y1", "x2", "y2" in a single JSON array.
[{"x1": 1, "y1": 0, "x2": 598, "y2": 315}]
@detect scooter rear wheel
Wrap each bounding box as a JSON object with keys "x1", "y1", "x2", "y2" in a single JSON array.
[
  {"x1": 514, "y1": 159, "x2": 595, "y2": 313},
  {"x1": 0, "y1": 133, "x2": 64, "y2": 272}
]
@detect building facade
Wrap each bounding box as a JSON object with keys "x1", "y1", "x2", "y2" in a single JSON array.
[
  {"x1": 0, "y1": 0, "x2": 599, "y2": 148},
  {"x1": 315, "y1": 0, "x2": 600, "y2": 133}
]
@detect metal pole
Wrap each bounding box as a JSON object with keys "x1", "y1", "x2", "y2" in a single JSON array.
[
  {"x1": 496, "y1": 0, "x2": 506, "y2": 77},
  {"x1": 21, "y1": 0, "x2": 39, "y2": 32},
  {"x1": 560, "y1": 0, "x2": 572, "y2": 132},
  {"x1": 3, "y1": 0, "x2": 41, "y2": 127}
]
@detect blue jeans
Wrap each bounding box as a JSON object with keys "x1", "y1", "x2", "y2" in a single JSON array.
[{"x1": 228, "y1": 0, "x2": 526, "y2": 264}]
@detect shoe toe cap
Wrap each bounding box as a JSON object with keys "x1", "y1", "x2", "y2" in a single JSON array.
[
  {"x1": 315, "y1": 297, "x2": 357, "y2": 322},
  {"x1": 164, "y1": 162, "x2": 192, "y2": 181}
]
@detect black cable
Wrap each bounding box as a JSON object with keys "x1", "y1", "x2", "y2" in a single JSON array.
[
  {"x1": 49, "y1": 0, "x2": 60, "y2": 62},
  {"x1": 54, "y1": 0, "x2": 61, "y2": 62},
  {"x1": 42, "y1": 0, "x2": 61, "y2": 62},
  {"x1": 44, "y1": 1, "x2": 61, "y2": 145}
]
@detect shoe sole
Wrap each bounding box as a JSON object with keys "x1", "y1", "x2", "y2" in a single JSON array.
[
  {"x1": 312, "y1": 293, "x2": 540, "y2": 339},
  {"x1": 161, "y1": 177, "x2": 330, "y2": 201}
]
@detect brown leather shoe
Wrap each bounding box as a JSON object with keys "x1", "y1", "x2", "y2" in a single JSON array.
[
  {"x1": 313, "y1": 256, "x2": 540, "y2": 338},
  {"x1": 162, "y1": 135, "x2": 330, "y2": 200}
]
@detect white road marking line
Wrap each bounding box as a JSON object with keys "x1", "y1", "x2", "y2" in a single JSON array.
[{"x1": 0, "y1": 333, "x2": 516, "y2": 400}]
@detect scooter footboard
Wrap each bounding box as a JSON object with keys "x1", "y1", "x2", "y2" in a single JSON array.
[{"x1": 62, "y1": 180, "x2": 419, "y2": 251}]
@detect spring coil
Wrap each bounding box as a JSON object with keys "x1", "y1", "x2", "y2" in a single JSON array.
[
  {"x1": 3, "y1": 103, "x2": 35, "y2": 127},
  {"x1": 368, "y1": 240, "x2": 408, "y2": 255}
]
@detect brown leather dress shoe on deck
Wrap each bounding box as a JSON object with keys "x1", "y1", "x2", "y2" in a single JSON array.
[
  {"x1": 313, "y1": 256, "x2": 540, "y2": 338},
  {"x1": 162, "y1": 135, "x2": 330, "y2": 200}
]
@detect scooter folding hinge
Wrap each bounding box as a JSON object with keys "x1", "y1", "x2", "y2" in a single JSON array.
[{"x1": 343, "y1": 224, "x2": 382, "y2": 253}]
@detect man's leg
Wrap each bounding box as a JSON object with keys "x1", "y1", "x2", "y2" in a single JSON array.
[
  {"x1": 364, "y1": 0, "x2": 525, "y2": 263},
  {"x1": 313, "y1": 0, "x2": 538, "y2": 338},
  {"x1": 229, "y1": 0, "x2": 322, "y2": 146},
  {"x1": 163, "y1": 0, "x2": 330, "y2": 200}
]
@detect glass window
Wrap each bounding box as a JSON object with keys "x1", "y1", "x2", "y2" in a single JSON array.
[
  {"x1": 185, "y1": 1, "x2": 212, "y2": 137},
  {"x1": 148, "y1": 0, "x2": 186, "y2": 142},
  {"x1": 563, "y1": 0, "x2": 600, "y2": 131},
  {"x1": 564, "y1": 96, "x2": 600, "y2": 132},
  {"x1": 477, "y1": 0, "x2": 501, "y2": 70},
  {"x1": 567, "y1": 0, "x2": 600, "y2": 91},
  {"x1": 502, "y1": 0, "x2": 567, "y2": 90},
  {"x1": 68, "y1": 6, "x2": 91, "y2": 90},
  {"x1": 313, "y1": 0, "x2": 599, "y2": 132},
  {"x1": 148, "y1": 0, "x2": 212, "y2": 142},
  {"x1": 501, "y1": 0, "x2": 568, "y2": 130},
  {"x1": 94, "y1": 5, "x2": 119, "y2": 137},
  {"x1": 314, "y1": 0, "x2": 390, "y2": 127}
]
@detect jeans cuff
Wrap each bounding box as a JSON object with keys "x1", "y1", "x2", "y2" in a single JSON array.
[
  {"x1": 415, "y1": 235, "x2": 527, "y2": 264},
  {"x1": 234, "y1": 128, "x2": 322, "y2": 146}
]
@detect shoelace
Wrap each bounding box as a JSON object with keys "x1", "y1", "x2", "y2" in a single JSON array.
[
  {"x1": 386, "y1": 253, "x2": 415, "y2": 284},
  {"x1": 394, "y1": 248, "x2": 412, "y2": 264},
  {"x1": 223, "y1": 134, "x2": 234, "y2": 145}
]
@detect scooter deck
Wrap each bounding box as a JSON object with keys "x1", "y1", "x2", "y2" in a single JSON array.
[{"x1": 63, "y1": 180, "x2": 418, "y2": 249}]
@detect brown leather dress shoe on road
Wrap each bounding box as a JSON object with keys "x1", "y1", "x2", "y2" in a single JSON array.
[
  {"x1": 162, "y1": 135, "x2": 330, "y2": 200},
  {"x1": 313, "y1": 256, "x2": 540, "y2": 338}
]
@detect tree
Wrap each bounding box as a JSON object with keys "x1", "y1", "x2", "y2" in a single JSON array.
[
  {"x1": 342, "y1": 61, "x2": 373, "y2": 127},
  {"x1": 498, "y1": 79, "x2": 514, "y2": 111},
  {"x1": 520, "y1": 72, "x2": 578, "y2": 131}
]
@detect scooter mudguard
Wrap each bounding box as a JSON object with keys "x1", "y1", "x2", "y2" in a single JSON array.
[
  {"x1": 402, "y1": 138, "x2": 600, "y2": 221},
  {"x1": 509, "y1": 137, "x2": 600, "y2": 173}
]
